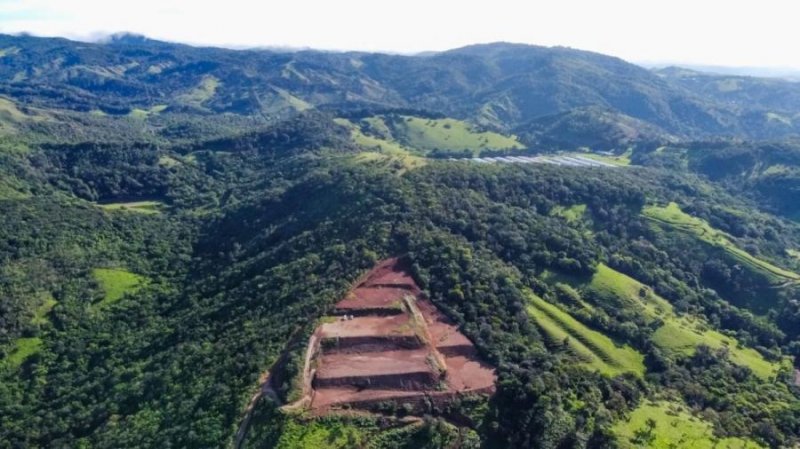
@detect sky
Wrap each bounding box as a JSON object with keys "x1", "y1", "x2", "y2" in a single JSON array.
[{"x1": 1, "y1": 0, "x2": 799, "y2": 69}]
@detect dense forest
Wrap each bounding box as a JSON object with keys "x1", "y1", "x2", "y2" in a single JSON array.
[{"x1": 2, "y1": 33, "x2": 800, "y2": 449}]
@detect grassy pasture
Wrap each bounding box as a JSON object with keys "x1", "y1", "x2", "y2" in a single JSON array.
[
  {"x1": 0, "y1": 175, "x2": 31, "y2": 200},
  {"x1": 0, "y1": 46, "x2": 20, "y2": 58},
  {"x1": 643, "y1": 203, "x2": 800, "y2": 286},
  {"x1": 179, "y1": 75, "x2": 220, "y2": 105},
  {"x1": 3, "y1": 338, "x2": 42, "y2": 369},
  {"x1": 0, "y1": 97, "x2": 29, "y2": 122},
  {"x1": 587, "y1": 264, "x2": 780, "y2": 379},
  {"x1": 275, "y1": 88, "x2": 312, "y2": 112},
  {"x1": 335, "y1": 118, "x2": 426, "y2": 173},
  {"x1": 527, "y1": 292, "x2": 645, "y2": 377},
  {"x1": 550, "y1": 204, "x2": 587, "y2": 222},
  {"x1": 576, "y1": 149, "x2": 632, "y2": 166},
  {"x1": 92, "y1": 268, "x2": 146, "y2": 306},
  {"x1": 341, "y1": 115, "x2": 524, "y2": 157},
  {"x1": 397, "y1": 116, "x2": 524, "y2": 154},
  {"x1": 613, "y1": 400, "x2": 762, "y2": 448},
  {"x1": 766, "y1": 112, "x2": 792, "y2": 126},
  {"x1": 97, "y1": 200, "x2": 164, "y2": 214},
  {"x1": 31, "y1": 293, "x2": 57, "y2": 326},
  {"x1": 128, "y1": 104, "x2": 168, "y2": 119}
]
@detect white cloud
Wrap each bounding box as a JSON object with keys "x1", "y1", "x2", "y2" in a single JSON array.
[{"x1": 1, "y1": 0, "x2": 799, "y2": 68}]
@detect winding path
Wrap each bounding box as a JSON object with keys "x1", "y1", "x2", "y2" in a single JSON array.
[{"x1": 232, "y1": 371, "x2": 280, "y2": 449}]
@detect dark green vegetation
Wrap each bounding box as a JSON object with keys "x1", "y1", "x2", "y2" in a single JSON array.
[
  {"x1": 637, "y1": 140, "x2": 800, "y2": 220},
  {"x1": 3, "y1": 34, "x2": 800, "y2": 140},
  {"x1": 2, "y1": 33, "x2": 800, "y2": 449}
]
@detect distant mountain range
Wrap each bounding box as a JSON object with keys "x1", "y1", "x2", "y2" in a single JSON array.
[
  {"x1": 645, "y1": 63, "x2": 800, "y2": 81},
  {"x1": 1, "y1": 33, "x2": 800, "y2": 141}
]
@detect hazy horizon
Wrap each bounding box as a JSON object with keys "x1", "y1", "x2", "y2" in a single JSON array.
[{"x1": 2, "y1": 0, "x2": 800, "y2": 71}]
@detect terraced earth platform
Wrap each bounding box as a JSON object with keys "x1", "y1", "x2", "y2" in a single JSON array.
[{"x1": 306, "y1": 258, "x2": 496, "y2": 414}]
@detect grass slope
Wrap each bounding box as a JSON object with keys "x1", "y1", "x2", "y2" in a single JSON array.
[
  {"x1": 3, "y1": 337, "x2": 42, "y2": 369},
  {"x1": 588, "y1": 264, "x2": 780, "y2": 379},
  {"x1": 397, "y1": 116, "x2": 524, "y2": 154},
  {"x1": 550, "y1": 204, "x2": 587, "y2": 222},
  {"x1": 335, "y1": 118, "x2": 426, "y2": 172},
  {"x1": 92, "y1": 268, "x2": 145, "y2": 306},
  {"x1": 179, "y1": 75, "x2": 220, "y2": 106},
  {"x1": 343, "y1": 115, "x2": 524, "y2": 157},
  {"x1": 31, "y1": 293, "x2": 57, "y2": 326},
  {"x1": 613, "y1": 400, "x2": 763, "y2": 448},
  {"x1": 0, "y1": 175, "x2": 31, "y2": 200},
  {"x1": 643, "y1": 203, "x2": 800, "y2": 286},
  {"x1": 98, "y1": 200, "x2": 164, "y2": 214},
  {"x1": 526, "y1": 292, "x2": 645, "y2": 377},
  {"x1": 576, "y1": 149, "x2": 632, "y2": 166},
  {"x1": 128, "y1": 104, "x2": 168, "y2": 119}
]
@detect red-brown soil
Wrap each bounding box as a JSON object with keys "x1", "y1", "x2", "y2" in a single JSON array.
[
  {"x1": 320, "y1": 315, "x2": 414, "y2": 338},
  {"x1": 416, "y1": 299, "x2": 473, "y2": 350},
  {"x1": 305, "y1": 257, "x2": 496, "y2": 414},
  {"x1": 359, "y1": 259, "x2": 420, "y2": 289},
  {"x1": 334, "y1": 287, "x2": 411, "y2": 313},
  {"x1": 316, "y1": 349, "x2": 435, "y2": 379},
  {"x1": 441, "y1": 355, "x2": 496, "y2": 391}
]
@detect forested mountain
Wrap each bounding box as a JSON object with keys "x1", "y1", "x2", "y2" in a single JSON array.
[
  {"x1": 3, "y1": 34, "x2": 800, "y2": 139},
  {"x1": 2, "y1": 33, "x2": 800, "y2": 449},
  {"x1": 513, "y1": 106, "x2": 677, "y2": 152},
  {"x1": 656, "y1": 67, "x2": 800, "y2": 139}
]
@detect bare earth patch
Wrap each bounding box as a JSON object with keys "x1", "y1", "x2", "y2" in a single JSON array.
[{"x1": 304, "y1": 258, "x2": 496, "y2": 414}]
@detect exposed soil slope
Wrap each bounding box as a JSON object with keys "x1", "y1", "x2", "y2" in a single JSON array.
[{"x1": 307, "y1": 258, "x2": 496, "y2": 413}]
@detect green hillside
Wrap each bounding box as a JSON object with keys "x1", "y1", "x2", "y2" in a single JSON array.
[
  {"x1": 341, "y1": 114, "x2": 524, "y2": 157},
  {"x1": 586, "y1": 264, "x2": 781, "y2": 379},
  {"x1": 643, "y1": 202, "x2": 800, "y2": 286},
  {"x1": 613, "y1": 400, "x2": 762, "y2": 449},
  {"x1": 92, "y1": 268, "x2": 146, "y2": 306},
  {"x1": 4, "y1": 33, "x2": 800, "y2": 449},
  {"x1": 98, "y1": 200, "x2": 164, "y2": 214},
  {"x1": 393, "y1": 116, "x2": 524, "y2": 154},
  {"x1": 2, "y1": 337, "x2": 42, "y2": 369},
  {"x1": 527, "y1": 292, "x2": 645, "y2": 377}
]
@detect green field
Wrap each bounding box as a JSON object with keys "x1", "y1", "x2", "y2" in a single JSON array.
[
  {"x1": 613, "y1": 400, "x2": 762, "y2": 448},
  {"x1": 3, "y1": 337, "x2": 42, "y2": 369},
  {"x1": 766, "y1": 112, "x2": 792, "y2": 126},
  {"x1": 275, "y1": 88, "x2": 312, "y2": 112},
  {"x1": 335, "y1": 118, "x2": 427, "y2": 172},
  {"x1": 587, "y1": 264, "x2": 780, "y2": 379},
  {"x1": 397, "y1": 116, "x2": 524, "y2": 154},
  {"x1": 97, "y1": 200, "x2": 164, "y2": 214},
  {"x1": 550, "y1": 204, "x2": 587, "y2": 222},
  {"x1": 92, "y1": 268, "x2": 146, "y2": 306},
  {"x1": 643, "y1": 203, "x2": 800, "y2": 286},
  {"x1": 526, "y1": 292, "x2": 645, "y2": 377},
  {"x1": 0, "y1": 46, "x2": 20, "y2": 58},
  {"x1": 128, "y1": 104, "x2": 168, "y2": 119},
  {"x1": 31, "y1": 293, "x2": 57, "y2": 326},
  {"x1": 575, "y1": 149, "x2": 632, "y2": 166},
  {"x1": 179, "y1": 75, "x2": 219, "y2": 105},
  {"x1": 0, "y1": 175, "x2": 31, "y2": 200},
  {"x1": 0, "y1": 97, "x2": 29, "y2": 122},
  {"x1": 341, "y1": 115, "x2": 524, "y2": 157}
]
